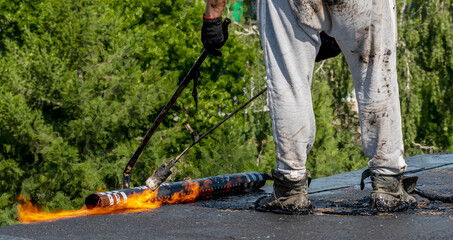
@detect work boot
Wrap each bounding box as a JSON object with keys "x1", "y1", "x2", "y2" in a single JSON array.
[
  {"x1": 363, "y1": 170, "x2": 417, "y2": 212},
  {"x1": 255, "y1": 169, "x2": 313, "y2": 215}
]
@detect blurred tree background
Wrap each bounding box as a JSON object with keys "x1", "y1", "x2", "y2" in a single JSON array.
[{"x1": 0, "y1": 0, "x2": 452, "y2": 226}]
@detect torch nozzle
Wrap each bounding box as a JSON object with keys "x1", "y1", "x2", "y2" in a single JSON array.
[{"x1": 146, "y1": 164, "x2": 173, "y2": 191}]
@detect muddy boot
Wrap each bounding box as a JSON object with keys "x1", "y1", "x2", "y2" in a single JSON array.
[
  {"x1": 362, "y1": 169, "x2": 417, "y2": 212},
  {"x1": 255, "y1": 169, "x2": 313, "y2": 215}
]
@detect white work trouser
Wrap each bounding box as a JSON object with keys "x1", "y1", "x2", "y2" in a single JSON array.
[{"x1": 257, "y1": 0, "x2": 407, "y2": 181}]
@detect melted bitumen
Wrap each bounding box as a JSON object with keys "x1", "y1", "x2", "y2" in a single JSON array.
[{"x1": 194, "y1": 191, "x2": 452, "y2": 217}]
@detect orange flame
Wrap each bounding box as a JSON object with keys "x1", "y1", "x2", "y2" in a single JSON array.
[{"x1": 18, "y1": 181, "x2": 201, "y2": 223}]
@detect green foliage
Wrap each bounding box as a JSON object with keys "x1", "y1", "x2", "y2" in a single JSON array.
[
  {"x1": 397, "y1": 0, "x2": 453, "y2": 154},
  {"x1": 0, "y1": 0, "x2": 451, "y2": 226}
]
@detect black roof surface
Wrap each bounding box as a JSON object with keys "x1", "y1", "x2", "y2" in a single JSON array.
[{"x1": 1, "y1": 153, "x2": 452, "y2": 240}]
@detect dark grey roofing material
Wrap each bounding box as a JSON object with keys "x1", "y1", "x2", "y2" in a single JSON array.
[{"x1": 1, "y1": 153, "x2": 452, "y2": 239}]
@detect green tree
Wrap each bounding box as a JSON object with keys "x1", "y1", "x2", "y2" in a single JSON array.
[{"x1": 0, "y1": 0, "x2": 451, "y2": 227}]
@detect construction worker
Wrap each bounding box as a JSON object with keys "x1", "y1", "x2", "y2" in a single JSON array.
[{"x1": 202, "y1": 0, "x2": 416, "y2": 214}]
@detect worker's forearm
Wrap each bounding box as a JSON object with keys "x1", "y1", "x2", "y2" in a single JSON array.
[{"x1": 205, "y1": 0, "x2": 227, "y2": 18}]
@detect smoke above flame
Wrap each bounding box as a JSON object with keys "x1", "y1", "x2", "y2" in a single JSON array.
[{"x1": 18, "y1": 181, "x2": 201, "y2": 223}]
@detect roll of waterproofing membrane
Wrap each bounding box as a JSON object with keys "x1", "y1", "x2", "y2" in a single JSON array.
[{"x1": 85, "y1": 171, "x2": 271, "y2": 209}]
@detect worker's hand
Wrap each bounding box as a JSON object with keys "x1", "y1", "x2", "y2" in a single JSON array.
[
  {"x1": 315, "y1": 31, "x2": 342, "y2": 62},
  {"x1": 201, "y1": 16, "x2": 229, "y2": 57}
]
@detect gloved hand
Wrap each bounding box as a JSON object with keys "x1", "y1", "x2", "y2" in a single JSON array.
[
  {"x1": 315, "y1": 31, "x2": 342, "y2": 62},
  {"x1": 201, "y1": 16, "x2": 230, "y2": 57}
]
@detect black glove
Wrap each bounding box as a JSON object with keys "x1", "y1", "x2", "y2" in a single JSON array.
[
  {"x1": 201, "y1": 16, "x2": 229, "y2": 57},
  {"x1": 315, "y1": 31, "x2": 342, "y2": 62}
]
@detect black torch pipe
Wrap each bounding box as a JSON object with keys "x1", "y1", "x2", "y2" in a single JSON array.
[{"x1": 85, "y1": 171, "x2": 271, "y2": 209}]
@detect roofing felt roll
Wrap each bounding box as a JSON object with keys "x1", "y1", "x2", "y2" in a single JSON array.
[{"x1": 85, "y1": 171, "x2": 271, "y2": 209}]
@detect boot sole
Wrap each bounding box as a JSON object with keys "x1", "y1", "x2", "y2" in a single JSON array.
[
  {"x1": 254, "y1": 196, "x2": 314, "y2": 215},
  {"x1": 372, "y1": 198, "x2": 417, "y2": 212}
]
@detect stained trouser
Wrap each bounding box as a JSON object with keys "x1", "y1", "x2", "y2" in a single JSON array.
[{"x1": 257, "y1": 0, "x2": 407, "y2": 181}]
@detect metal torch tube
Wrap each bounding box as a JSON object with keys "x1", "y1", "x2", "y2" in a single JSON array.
[{"x1": 85, "y1": 171, "x2": 270, "y2": 209}]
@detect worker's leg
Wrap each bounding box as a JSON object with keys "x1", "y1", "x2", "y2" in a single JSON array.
[
  {"x1": 325, "y1": 0, "x2": 406, "y2": 175},
  {"x1": 255, "y1": 0, "x2": 323, "y2": 214},
  {"x1": 324, "y1": 0, "x2": 415, "y2": 211},
  {"x1": 257, "y1": 0, "x2": 321, "y2": 182}
]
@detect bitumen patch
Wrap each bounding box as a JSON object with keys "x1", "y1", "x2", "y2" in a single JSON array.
[{"x1": 1, "y1": 153, "x2": 452, "y2": 239}]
